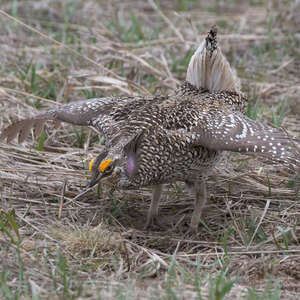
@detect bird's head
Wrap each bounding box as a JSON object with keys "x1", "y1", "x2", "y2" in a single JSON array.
[
  {"x1": 87, "y1": 150, "x2": 122, "y2": 189},
  {"x1": 85, "y1": 131, "x2": 143, "y2": 190}
]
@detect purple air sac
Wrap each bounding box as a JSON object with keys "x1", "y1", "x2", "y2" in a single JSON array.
[{"x1": 126, "y1": 155, "x2": 136, "y2": 177}]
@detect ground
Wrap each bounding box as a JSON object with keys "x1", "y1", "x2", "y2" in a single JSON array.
[{"x1": 0, "y1": 0, "x2": 300, "y2": 299}]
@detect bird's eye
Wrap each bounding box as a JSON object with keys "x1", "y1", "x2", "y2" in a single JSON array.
[{"x1": 105, "y1": 164, "x2": 113, "y2": 172}]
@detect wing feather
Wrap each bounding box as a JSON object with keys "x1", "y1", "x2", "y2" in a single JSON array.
[
  {"x1": 168, "y1": 107, "x2": 299, "y2": 165},
  {"x1": 0, "y1": 96, "x2": 132, "y2": 143}
]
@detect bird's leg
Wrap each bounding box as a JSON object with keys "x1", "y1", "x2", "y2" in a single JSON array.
[
  {"x1": 190, "y1": 178, "x2": 207, "y2": 230},
  {"x1": 145, "y1": 184, "x2": 163, "y2": 229}
]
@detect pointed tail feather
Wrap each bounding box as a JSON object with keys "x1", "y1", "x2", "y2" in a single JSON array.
[{"x1": 186, "y1": 26, "x2": 240, "y2": 93}]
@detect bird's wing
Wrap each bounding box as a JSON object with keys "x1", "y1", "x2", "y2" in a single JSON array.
[
  {"x1": 168, "y1": 105, "x2": 299, "y2": 165},
  {"x1": 0, "y1": 95, "x2": 151, "y2": 143}
]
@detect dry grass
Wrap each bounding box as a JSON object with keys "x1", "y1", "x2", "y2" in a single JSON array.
[{"x1": 0, "y1": 0, "x2": 300, "y2": 299}]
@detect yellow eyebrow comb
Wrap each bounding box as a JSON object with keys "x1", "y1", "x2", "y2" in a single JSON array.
[
  {"x1": 89, "y1": 158, "x2": 94, "y2": 171},
  {"x1": 99, "y1": 159, "x2": 112, "y2": 173}
]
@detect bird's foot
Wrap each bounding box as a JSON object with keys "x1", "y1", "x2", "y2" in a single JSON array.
[
  {"x1": 182, "y1": 227, "x2": 199, "y2": 239},
  {"x1": 181, "y1": 219, "x2": 203, "y2": 239},
  {"x1": 144, "y1": 215, "x2": 163, "y2": 231},
  {"x1": 190, "y1": 210, "x2": 202, "y2": 230}
]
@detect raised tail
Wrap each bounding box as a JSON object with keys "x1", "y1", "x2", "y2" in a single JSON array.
[{"x1": 186, "y1": 26, "x2": 240, "y2": 93}]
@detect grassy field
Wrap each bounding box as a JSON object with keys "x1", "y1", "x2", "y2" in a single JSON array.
[{"x1": 0, "y1": 0, "x2": 300, "y2": 299}]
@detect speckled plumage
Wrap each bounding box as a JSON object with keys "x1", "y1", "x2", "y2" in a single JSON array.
[{"x1": 1, "y1": 26, "x2": 299, "y2": 229}]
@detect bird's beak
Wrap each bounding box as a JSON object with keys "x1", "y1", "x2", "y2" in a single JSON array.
[
  {"x1": 73, "y1": 173, "x2": 103, "y2": 201},
  {"x1": 86, "y1": 173, "x2": 103, "y2": 189},
  {"x1": 72, "y1": 187, "x2": 92, "y2": 201}
]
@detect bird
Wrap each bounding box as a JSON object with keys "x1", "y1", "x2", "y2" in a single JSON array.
[{"x1": 1, "y1": 26, "x2": 298, "y2": 229}]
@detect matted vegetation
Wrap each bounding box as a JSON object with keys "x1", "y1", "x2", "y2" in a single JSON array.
[{"x1": 0, "y1": 0, "x2": 300, "y2": 298}]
